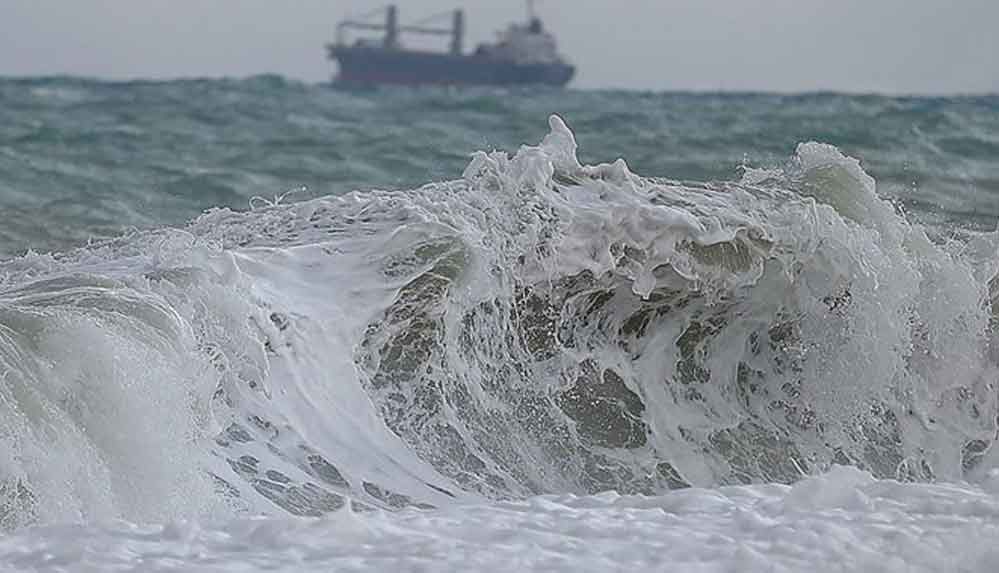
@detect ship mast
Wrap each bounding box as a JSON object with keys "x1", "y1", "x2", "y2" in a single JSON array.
[{"x1": 335, "y1": 5, "x2": 462, "y2": 52}]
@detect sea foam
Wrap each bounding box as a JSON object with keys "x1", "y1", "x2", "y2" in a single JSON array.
[{"x1": 0, "y1": 116, "x2": 996, "y2": 531}]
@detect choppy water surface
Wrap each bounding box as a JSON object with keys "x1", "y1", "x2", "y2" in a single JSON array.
[
  {"x1": 2, "y1": 77, "x2": 997, "y2": 257},
  {"x1": 0, "y1": 77, "x2": 998, "y2": 555}
]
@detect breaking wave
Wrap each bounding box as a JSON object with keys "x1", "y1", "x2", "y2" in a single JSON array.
[{"x1": 1, "y1": 116, "x2": 997, "y2": 528}]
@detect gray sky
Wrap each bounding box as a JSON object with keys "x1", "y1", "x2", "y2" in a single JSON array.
[{"x1": 1, "y1": 0, "x2": 996, "y2": 93}]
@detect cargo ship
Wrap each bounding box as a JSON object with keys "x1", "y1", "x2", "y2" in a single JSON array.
[{"x1": 326, "y1": 3, "x2": 575, "y2": 88}]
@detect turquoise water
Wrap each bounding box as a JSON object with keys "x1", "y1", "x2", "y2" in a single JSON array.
[
  {"x1": 1, "y1": 76, "x2": 998, "y2": 529},
  {"x1": 2, "y1": 76, "x2": 997, "y2": 258}
]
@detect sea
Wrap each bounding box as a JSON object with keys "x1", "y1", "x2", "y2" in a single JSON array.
[{"x1": 1, "y1": 76, "x2": 998, "y2": 571}]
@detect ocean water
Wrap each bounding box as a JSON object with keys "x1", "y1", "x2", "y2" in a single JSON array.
[{"x1": 1, "y1": 76, "x2": 999, "y2": 571}]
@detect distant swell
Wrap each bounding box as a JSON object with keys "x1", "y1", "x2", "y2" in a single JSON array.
[{"x1": 0, "y1": 116, "x2": 997, "y2": 529}]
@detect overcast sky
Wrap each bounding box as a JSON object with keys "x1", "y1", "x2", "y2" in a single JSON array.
[{"x1": 1, "y1": 0, "x2": 996, "y2": 94}]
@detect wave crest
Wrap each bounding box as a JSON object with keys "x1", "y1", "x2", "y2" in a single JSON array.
[{"x1": 0, "y1": 115, "x2": 996, "y2": 528}]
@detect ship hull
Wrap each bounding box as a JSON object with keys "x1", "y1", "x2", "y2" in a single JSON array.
[{"x1": 328, "y1": 46, "x2": 574, "y2": 87}]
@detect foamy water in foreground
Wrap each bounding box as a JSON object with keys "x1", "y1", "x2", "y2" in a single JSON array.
[
  {"x1": 4, "y1": 467, "x2": 999, "y2": 571},
  {"x1": 2, "y1": 111, "x2": 999, "y2": 571}
]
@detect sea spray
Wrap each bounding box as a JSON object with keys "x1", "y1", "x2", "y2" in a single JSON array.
[{"x1": 0, "y1": 116, "x2": 995, "y2": 528}]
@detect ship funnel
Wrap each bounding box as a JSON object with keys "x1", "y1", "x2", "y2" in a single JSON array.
[
  {"x1": 450, "y1": 10, "x2": 464, "y2": 55},
  {"x1": 385, "y1": 5, "x2": 399, "y2": 48}
]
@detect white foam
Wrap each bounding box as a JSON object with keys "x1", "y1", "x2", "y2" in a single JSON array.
[
  {"x1": 2, "y1": 468, "x2": 998, "y2": 572},
  {"x1": 0, "y1": 116, "x2": 996, "y2": 573}
]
